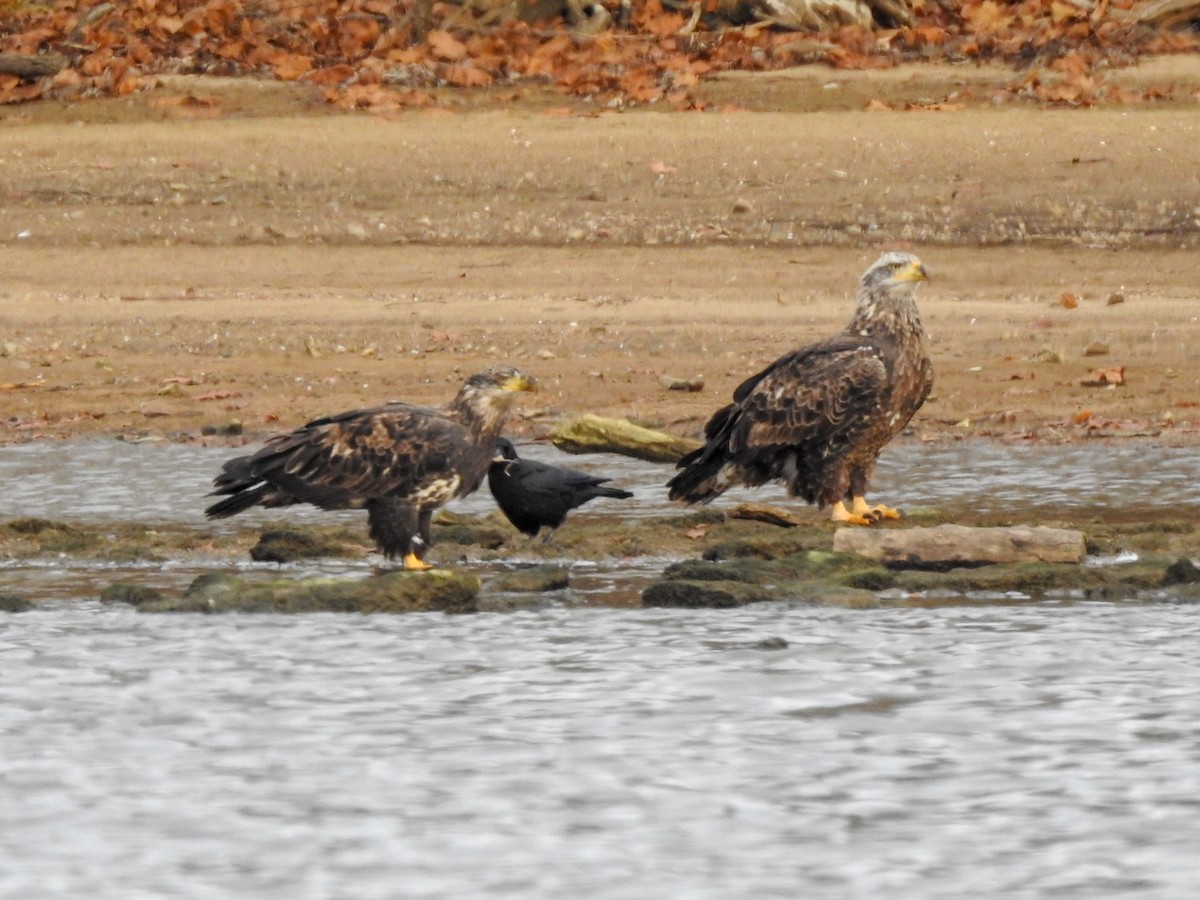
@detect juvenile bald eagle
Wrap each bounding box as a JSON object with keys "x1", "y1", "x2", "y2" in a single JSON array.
[
  {"x1": 488, "y1": 437, "x2": 634, "y2": 541},
  {"x1": 205, "y1": 365, "x2": 537, "y2": 569},
  {"x1": 667, "y1": 252, "x2": 932, "y2": 525}
]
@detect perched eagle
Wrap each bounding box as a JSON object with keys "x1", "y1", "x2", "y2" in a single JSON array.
[
  {"x1": 205, "y1": 365, "x2": 537, "y2": 569},
  {"x1": 667, "y1": 252, "x2": 932, "y2": 525},
  {"x1": 488, "y1": 437, "x2": 634, "y2": 541}
]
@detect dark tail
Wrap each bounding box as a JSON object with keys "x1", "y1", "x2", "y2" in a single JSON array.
[
  {"x1": 666, "y1": 444, "x2": 729, "y2": 503},
  {"x1": 205, "y1": 483, "x2": 272, "y2": 519},
  {"x1": 590, "y1": 485, "x2": 634, "y2": 501},
  {"x1": 666, "y1": 404, "x2": 738, "y2": 503}
]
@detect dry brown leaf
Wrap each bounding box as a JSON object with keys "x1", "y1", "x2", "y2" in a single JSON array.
[{"x1": 1081, "y1": 366, "x2": 1125, "y2": 387}]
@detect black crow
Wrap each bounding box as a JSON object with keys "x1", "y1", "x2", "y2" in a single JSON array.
[{"x1": 488, "y1": 438, "x2": 634, "y2": 541}]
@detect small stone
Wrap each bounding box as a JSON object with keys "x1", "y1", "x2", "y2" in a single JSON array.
[
  {"x1": 1032, "y1": 348, "x2": 1064, "y2": 364},
  {"x1": 537, "y1": 348, "x2": 556, "y2": 360},
  {"x1": 659, "y1": 374, "x2": 704, "y2": 392},
  {"x1": 1106, "y1": 292, "x2": 1125, "y2": 305},
  {"x1": 1083, "y1": 341, "x2": 1110, "y2": 357},
  {"x1": 732, "y1": 197, "x2": 754, "y2": 214}
]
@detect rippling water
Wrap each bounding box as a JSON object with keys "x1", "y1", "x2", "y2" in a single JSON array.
[
  {"x1": 3, "y1": 602, "x2": 1200, "y2": 898},
  {"x1": 2, "y1": 437, "x2": 1199, "y2": 525}
]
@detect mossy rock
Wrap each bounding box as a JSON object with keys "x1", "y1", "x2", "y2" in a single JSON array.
[
  {"x1": 2, "y1": 517, "x2": 95, "y2": 554},
  {"x1": 249, "y1": 528, "x2": 358, "y2": 563},
  {"x1": 485, "y1": 564, "x2": 570, "y2": 594},
  {"x1": 643, "y1": 578, "x2": 776, "y2": 608},
  {"x1": 701, "y1": 530, "x2": 828, "y2": 561},
  {"x1": 0, "y1": 593, "x2": 32, "y2": 612},
  {"x1": 142, "y1": 569, "x2": 480, "y2": 614},
  {"x1": 100, "y1": 582, "x2": 166, "y2": 607},
  {"x1": 662, "y1": 557, "x2": 796, "y2": 585}
]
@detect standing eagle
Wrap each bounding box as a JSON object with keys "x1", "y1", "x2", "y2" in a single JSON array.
[
  {"x1": 667, "y1": 252, "x2": 931, "y2": 525},
  {"x1": 205, "y1": 365, "x2": 537, "y2": 569}
]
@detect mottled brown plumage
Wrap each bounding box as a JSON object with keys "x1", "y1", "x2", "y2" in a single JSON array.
[
  {"x1": 667, "y1": 252, "x2": 932, "y2": 525},
  {"x1": 206, "y1": 365, "x2": 537, "y2": 568}
]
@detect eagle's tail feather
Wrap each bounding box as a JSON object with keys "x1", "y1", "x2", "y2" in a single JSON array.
[
  {"x1": 667, "y1": 444, "x2": 729, "y2": 503},
  {"x1": 205, "y1": 483, "x2": 271, "y2": 519}
]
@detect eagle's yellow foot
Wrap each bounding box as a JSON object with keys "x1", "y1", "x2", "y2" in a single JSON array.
[
  {"x1": 851, "y1": 496, "x2": 902, "y2": 522},
  {"x1": 402, "y1": 552, "x2": 434, "y2": 571},
  {"x1": 830, "y1": 501, "x2": 874, "y2": 527}
]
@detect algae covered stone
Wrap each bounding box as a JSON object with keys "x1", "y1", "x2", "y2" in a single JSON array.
[{"x1": 142, "y1": 569, "x2": 480, "y2": 614}]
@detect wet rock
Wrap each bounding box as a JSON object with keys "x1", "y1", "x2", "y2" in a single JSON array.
[
  {"x1": 663, "y1": 557, "x2": 795, "y2": 585},
  {"x1": 142, "y1": 570, "x2": 480, "y2": 614},
  {"x1": 2, "y1": 517, "x2": 92, "y2": 554},
  {"x1": 833, "y1": 524, "x2": 1086, "y2": 568},
  {"x1": 549, "y1": 413, "x2": 701, "y2": 463},
  {"x1": 702, "y1": 529, "x2": 828, "y2": 561},
  {"x1": 485, "y1": 563, "x2": 570, "y2": 594},
  {"x1": 1162, "y1": 557, "x2": 1200, "y2": 586},
  {"x1": 432, "y1": 518, "x2": 510, "y2": 550},
  {"x1": 889, "y1": 562, "x2": 1108, "y2": 597},
  {"x1": 643, "y1": 578, "x2": 776, "y2": 608},
  {"x1": 0, "y1": 593, "x2": 32, "y2": 613},
  {"x1": 100, "y1": 583, "x2": 166, "y2": 607},
  {"x1": 249, "y1": 528, "x2": 358, "y2": 563}
]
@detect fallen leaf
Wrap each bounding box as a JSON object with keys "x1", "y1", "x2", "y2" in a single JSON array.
[
  {"x1": 648, "y1": 160, "x2": 677, "y2": 175},
  {"x1": 1081, "y1": 366, "x2": 1125, "y2": 387}
]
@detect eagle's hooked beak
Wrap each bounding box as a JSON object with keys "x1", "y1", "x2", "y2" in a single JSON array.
[
  {"x1": 501, "y1": 373, "x2": 538, "y2": 394},
  {"x1": 895, "y1": 259, "x2": 929, "y2": 283}
]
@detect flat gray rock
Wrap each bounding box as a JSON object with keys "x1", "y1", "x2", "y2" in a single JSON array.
[{"x1": 833, "y1": 524, "x2": 1086, "y2": 567}]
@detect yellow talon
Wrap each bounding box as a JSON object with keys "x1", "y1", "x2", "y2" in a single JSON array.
[
  {"x1": 402, "y1": 552, "x2": 434, "y2": 571},
  {"x1": 851, "y1": 496, "x2": 901, "y2": 521},
  {"x1": 830, "y1": 501, "x2": 874, "y2": 527}
]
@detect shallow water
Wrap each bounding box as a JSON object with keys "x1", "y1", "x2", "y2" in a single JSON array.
[
  {"x1": 1, "y1": 437, "x2": 1197, "y2": 602},
  {"x1": 3, "y1": 602, "x2": 1200, "y2": 898},
  {"x1": 3, "y1": 440, "x2": 1200, "y2": 896},
  {"x1": 2, "y1": 437, "x2": 1198, "y2": 525}
]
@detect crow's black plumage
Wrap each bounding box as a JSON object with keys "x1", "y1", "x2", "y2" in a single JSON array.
[{"x1": 487, "y1": 438, "x2": 634, "y2": 540}]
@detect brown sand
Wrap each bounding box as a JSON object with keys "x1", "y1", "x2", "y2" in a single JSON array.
[{"x1": 3, "y1": 62, "x2": 1200, "y2": 447}]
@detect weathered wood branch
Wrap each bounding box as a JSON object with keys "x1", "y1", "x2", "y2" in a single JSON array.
[{"x1": 0, "y1": 53, "x2": 68, "y2": 80}]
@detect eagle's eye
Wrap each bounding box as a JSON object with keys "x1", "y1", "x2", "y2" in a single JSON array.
[{"x1": 889, "y1": 261, "x2": 904, "y2": 270}]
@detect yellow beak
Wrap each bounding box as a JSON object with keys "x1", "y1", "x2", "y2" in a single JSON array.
[
  {"x1": 502, "y1": 373, "x2": 538, "y2": 393},
  {"x1": 896, "y1": 259, "x2": 929, "y2": 283}
]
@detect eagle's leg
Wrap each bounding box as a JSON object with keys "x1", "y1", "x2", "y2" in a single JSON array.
[
  {"x1": 369, "y1": 497, "x2": 433, "y2": 570},
  {"x1": 403, "y1": 508, "x2": 436, "y2": 571},
  {"x1": 851, "y1": 496, "x2": 902, "y2": 522},
  {"x1": 830, "y1": 500, "x2": 875, "y2": 527}
]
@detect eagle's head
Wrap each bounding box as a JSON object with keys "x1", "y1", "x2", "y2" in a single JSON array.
[
  {"x1": 452, "y1": 366, "x2": 538, "y2": 433},
  {"x1": 860, "y1": 251, "x2": 929, "y2": 297},
  {"x1": 852, "y1": 252, "x2": 929, "y2": 332}
]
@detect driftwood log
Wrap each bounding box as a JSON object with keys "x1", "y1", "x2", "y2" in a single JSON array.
[
  {"x1": 833, "y1": 524, "x2": 1086, "y2": 567},
  {"x1": 548, "y1": 413, "x2": 701, "y2": 463},
  {"x1": 1123, "y1": 0, "x2": 1200, "y2": 28},
  {"x1": 0, "y1": 54, "x2": 68, "y2": 80}
]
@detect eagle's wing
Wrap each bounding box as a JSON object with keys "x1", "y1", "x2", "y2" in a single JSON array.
[
  {"x1": 730, "y1": 338, "x2": 889, "y2": 456},
  {"x1": 250, "y1": 403, "x2": 472, "y2": 500}
]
